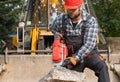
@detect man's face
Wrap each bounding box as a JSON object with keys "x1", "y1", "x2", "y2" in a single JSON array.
[{"x1": 67, "y1": 7, "x2": 80, "y2": 19}]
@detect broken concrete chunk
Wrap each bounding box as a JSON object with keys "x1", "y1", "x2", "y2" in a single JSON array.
[
  {"x1": 0, "y1": 64, "x2": 6, "y2": 74},
  {"x1": 111, "y1": 64, "x2": 120, "y2": 78},
  {"x1": 39, "y1": 67, "x2": 86, "y2": 82}
]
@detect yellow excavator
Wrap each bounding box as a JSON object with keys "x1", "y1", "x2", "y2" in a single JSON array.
[{"x1": 16, "y1": 0, "x2": 65, "y2": 55}]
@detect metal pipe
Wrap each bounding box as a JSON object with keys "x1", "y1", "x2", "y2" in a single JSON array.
[
  {"x1": 47, "y1": 0, "x2": 50, "y2": 31},
  {"x1": 6, "y1": 50, "x2": 52, "y2": 53},
  {"x1": 4, "y1": 47, "x2": 8, "y2": 64}
]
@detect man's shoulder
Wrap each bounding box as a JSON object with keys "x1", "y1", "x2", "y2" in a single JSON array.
[
  {"x1": 54, "y1": 13, "x2": 68, "y2": 23},
  {"x1": 82, "y1": 10, "x2": 97, "y2": 22},
  {"x1": 56, "y1": 13, "x2": 63, "y2": 18},
  {"x1": 57, "y1": 13, "x2": 67, "y2": 19}
]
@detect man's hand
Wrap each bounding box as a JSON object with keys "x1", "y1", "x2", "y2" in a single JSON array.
[
  {"x1": 58, "y1": 34, "x2": 65, "y2": 43},
  {"x1": 61, "y1": 57, "x2": 77, "y2": 69},
  {"x1": 58, "y1": 34, "x2": 63, "y2": 38}
]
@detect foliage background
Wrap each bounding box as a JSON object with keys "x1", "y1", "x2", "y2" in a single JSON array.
[
  {"x1": 92, "y1": 0, "x2": 120, "y2": 37},
  {"x1": 0, "y1": 0, "x2": 120, "y2": 39},
  {"x1": 0, "y1": 0, "x2": 24, "y2": 39}
]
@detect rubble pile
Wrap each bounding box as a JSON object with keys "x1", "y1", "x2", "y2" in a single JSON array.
[
  {"x1": 0, "y1": 64, "x2": 6, "y2": 74},
  {"x1": 39, "y1": 67, "x2": 86, "y2": 82},
  {"x1": 111, "y1": 64, "x2": 120, "y2": 78}
]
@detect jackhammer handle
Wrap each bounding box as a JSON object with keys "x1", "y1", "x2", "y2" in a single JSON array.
[{"x1": 61, "y1": 59, "x2": 71, "y2": 67}]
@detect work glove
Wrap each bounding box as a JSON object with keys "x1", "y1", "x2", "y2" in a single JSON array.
[{"x1": 61, "y1": 57, "x2": 77, "y2": 69}]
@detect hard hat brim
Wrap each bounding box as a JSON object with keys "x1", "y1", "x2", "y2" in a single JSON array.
[{"x1": 64, "y1": 5, "x2": 79, "y2": 9}]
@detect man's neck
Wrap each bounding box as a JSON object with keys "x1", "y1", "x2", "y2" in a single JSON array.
[{"x1": 72, "y1": 12, "x2": 82, "y2": 23}]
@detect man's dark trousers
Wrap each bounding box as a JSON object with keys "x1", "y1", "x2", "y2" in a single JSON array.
[{"x1": 72, "y1": 54, "x2": 110, "y2": 82}]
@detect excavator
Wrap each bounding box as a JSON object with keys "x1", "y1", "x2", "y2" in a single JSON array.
[
  {"x1": 15, "y1": 0, "x2": 67, "y2": 55},
  {"x1": 0, "y1": 0, "x2": 120, "y2": 82}
]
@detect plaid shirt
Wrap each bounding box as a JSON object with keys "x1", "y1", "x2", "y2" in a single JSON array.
[{"x1": 50, "y1": 11, "x2": 98, "y2": 61}]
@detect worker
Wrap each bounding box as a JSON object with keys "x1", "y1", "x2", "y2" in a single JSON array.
[{"x1": 50, "y1": 0, "x2": 110, "y2": 82}]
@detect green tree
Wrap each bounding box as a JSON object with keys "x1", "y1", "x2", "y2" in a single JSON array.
[
  {"x1": 92, "y1": 0, "x2": 120, "y2": 37},
  {"x1": 0, "y1": 0, "x2": 24, "y2": 39}
]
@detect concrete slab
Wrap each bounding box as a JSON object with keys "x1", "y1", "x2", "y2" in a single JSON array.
[
  {"x1": 39, "y1": 67, "x2": 86, "y2": 82},
  {"x1": 0, "y1": 55, "x2": 119, "y2": 82},
  {"x1": 0, "y1": 55, "x2": 53, "y2": 82}
]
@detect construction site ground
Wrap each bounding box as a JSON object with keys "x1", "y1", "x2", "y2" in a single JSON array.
[{"x1": 0, "y1": 55, "x2": 119, "y2": 82}]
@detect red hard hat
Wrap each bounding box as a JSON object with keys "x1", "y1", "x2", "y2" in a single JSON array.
[{"x1": 64, "y1": 0, "x2": 83, "y2": 9}]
